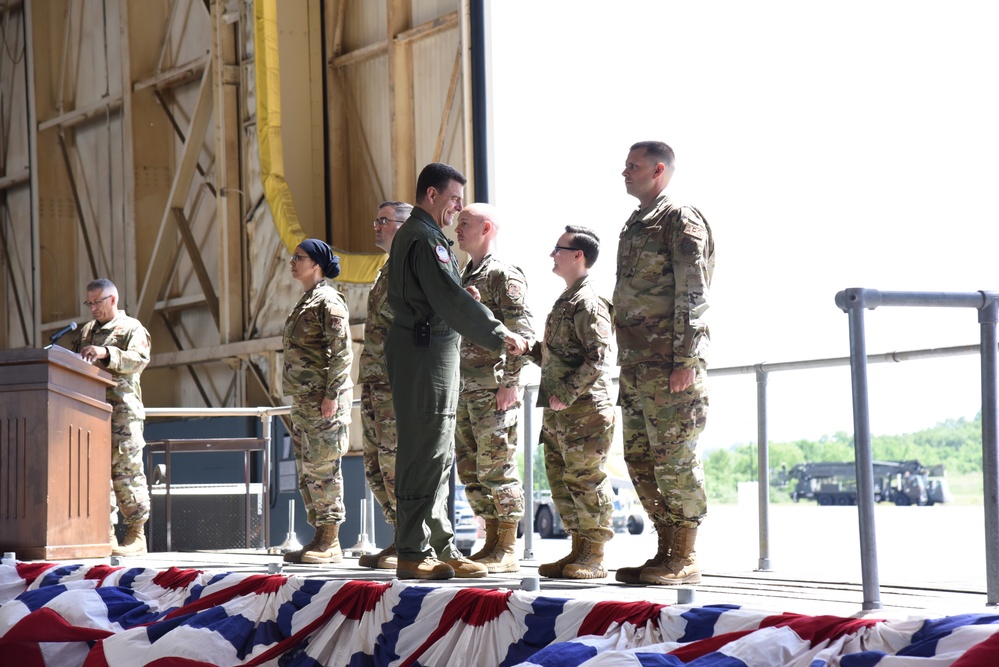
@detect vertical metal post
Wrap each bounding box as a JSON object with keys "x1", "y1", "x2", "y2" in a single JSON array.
[
  {"x1": 755, "y1": 365, "x2": 772, "y2": 571},
  {"x1": 843, "y1": 291, "x2": 883, "y2": 610},
  {"x1": 260, "y1": 411, "x2": 271, "y2": 548},
  {"x1": 368, "y1": 486, "x2": 377, "y2": 546},
  {"x1": 469, "y1": 0, "x2": 490, "y2": 203},
  {"x1": 522, "y1": 386, "x2": 535, "y2": 559},
  {"x1": 979, "y1": 293, "x2": 999, "y2": 605}
]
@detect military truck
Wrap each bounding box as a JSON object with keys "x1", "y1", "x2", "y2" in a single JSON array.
[{"x1": 779, "y1": 459, "x2": 951, "y2": 506}]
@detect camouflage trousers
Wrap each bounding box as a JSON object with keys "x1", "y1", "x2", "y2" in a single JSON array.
[
  {"x1": 619, "y1": 362, "x2": 709, "y2": 529},
  {"x1": 111, "y1": 418, "x2": 150, "y2": 526},
  {"x1": 540, "y1": 397, "x2": 615, "y2": 543},
  {"x1": 361, "y1": 382, "x2": 397, "y2": 526},
  {"x1": 290, "y1": 400, "x2": 348, "y2": 527},
  {"x1": 455, "y1": 388, "x2": 525, "y2": 522}
]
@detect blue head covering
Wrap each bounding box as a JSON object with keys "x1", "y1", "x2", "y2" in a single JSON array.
[{"x1": 299, "y1": 238, "x2": 341, "y2": 279}]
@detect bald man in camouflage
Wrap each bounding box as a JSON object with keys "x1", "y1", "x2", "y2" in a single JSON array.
[
  {"x1": 615, "y1": 141, "x2": 715, "y2": 586},
  {"x1": 454, "y1": 203, "x2": 535, "y2": 573}
]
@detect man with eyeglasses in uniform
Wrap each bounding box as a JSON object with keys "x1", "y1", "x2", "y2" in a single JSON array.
[
  {"x1": 528, "y1": 226, "x2": 616, "y2": 580},
  {"x1": 357, "y1": 201, "x2": 412, "y2": 570},
  {"x1": 73, "y1": 278, "x2": 152, "y2": 557}
]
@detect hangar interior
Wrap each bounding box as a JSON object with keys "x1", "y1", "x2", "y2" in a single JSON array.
[{"x1": 0, "y1": 0, "x2": 490, "y2": 546}]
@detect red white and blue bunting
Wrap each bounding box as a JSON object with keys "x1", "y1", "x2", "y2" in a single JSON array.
[{"x1": 2, "y1": 559, "x2": 999, "y2": 666}]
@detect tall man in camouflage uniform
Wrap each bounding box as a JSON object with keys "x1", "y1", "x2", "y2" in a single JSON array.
[
  {"x1": 454, "y1": 203, "x2": 534, "y2": 573},
  {"x1": 530, "y1": 226, "x2": 616, "y2": 579},
  {"x1": 385, "y1": 162, "x2": 528, "y2": 580},
  {"x1": 358, "y1": 200, "x2": 412, "y2": 570},
  {"x1": 614, "y1": 141, "x2": 715, "y2": 586},
  {"x1": 74, "y1": 278, "x2": 151, "y2": 557}
]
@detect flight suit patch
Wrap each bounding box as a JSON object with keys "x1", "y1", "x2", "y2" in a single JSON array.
[{"x1": 435, "y1": 245, "x2": 450, "y2": 263}]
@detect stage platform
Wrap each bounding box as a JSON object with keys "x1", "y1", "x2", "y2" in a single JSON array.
[
  {"x1": 17, "y1": 501, "x2": 994, "y2": 619},
  {"x1": 3, "y1": 504, "x2": 998, "y2": 666},
  {"x1": 76, "y1": 544, "x2": 991, "y2": 619}
]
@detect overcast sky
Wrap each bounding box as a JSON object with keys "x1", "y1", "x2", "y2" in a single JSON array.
[{"x1": 487, "y1": 1, "x2": 999, "y2": 449}]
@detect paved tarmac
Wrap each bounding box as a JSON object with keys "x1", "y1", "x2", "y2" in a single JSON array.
[{"x1": 26, "y1": 502, "x2": 990, "y2": 621}]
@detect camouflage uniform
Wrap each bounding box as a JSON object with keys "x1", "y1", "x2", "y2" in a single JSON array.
[
  {"x1": 614, "y1": 194, "x2": 714, "y2": 529},
  {"x1": 534, "y1": 275, "x2": 615, "y2": 544},
  {"x1": 456, "y1": 255, "x2": 534, "y2": 522},
  {"x1": 74, "y1": 312, "x2": 151, "y2": 527},
  {"x1": 359, "y1": 265, "x2": 397, "y2": 526},
  {"x1": 282, "y1": 280, "x2": 353, "y2": 528}
]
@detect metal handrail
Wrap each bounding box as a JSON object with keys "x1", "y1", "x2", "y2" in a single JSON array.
[
  {"x1": 144, "y1": 305, "x2": 999, "y2": 609},
  {"x1": 520, "y1": 336, "x2": 994, "y2": 599},
  {"x1": 835, "y1": 288, "x2": 999, "y2": 610}
]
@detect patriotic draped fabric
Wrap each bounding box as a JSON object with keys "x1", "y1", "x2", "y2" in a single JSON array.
[{"x1": 2, "y1": 559, "x2": 999, "y2": 666}]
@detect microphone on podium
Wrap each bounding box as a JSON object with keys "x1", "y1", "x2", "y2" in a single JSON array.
[{"x1": 48, "y1": 321, "x2": 78, "y2": 344}]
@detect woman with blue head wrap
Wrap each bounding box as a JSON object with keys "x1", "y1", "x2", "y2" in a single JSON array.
[{"x1": 281, "y1": 238, "x2": 352, "y2": 563}]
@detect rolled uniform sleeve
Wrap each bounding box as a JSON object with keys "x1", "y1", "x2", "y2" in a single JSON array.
[
  {"x1": 495, "y1": 269, "x2": 534, "y2": 387},
  {"x1": 540, "y1": 276, "x2": 613, "y2": 409},
  {"x1": 103, "y1": 326, "x2": 150, "y2": 376},
  {"x1": 671, "y1": 207, "x2": 713, "y2": 370},
  {"x1": 554, "y1": 298, "x2": 613, "y2": 406},
  {"x1": 323, "y1": 297, "x2": 353, "y2": 401}
]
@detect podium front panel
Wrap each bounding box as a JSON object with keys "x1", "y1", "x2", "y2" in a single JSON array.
[{"x1": 0, "y1": 348, "x2": 115, "y2": 560}]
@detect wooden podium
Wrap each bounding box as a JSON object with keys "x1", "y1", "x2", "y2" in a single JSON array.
[{"x1": 0, "y1": 347, "x2": 115, "y2": 560}]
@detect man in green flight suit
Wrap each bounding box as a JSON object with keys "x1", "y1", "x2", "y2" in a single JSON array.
[{"x1": 385, "y1": 162, "x2": 528, "y2": 580}]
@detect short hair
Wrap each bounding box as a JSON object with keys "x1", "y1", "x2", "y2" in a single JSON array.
[
  {"x1": 86, "y1": 278, "x2": 117, "y2": 296},
  {"x1": 379, "y1": 200, "x2": 413, "y2": 220},
  {"x1": 465, "y1": 202, "x2": 501, "y2": 231},
  {"x1": 415, "y1": 163, "x2": 466, "y2": 204},
  {"x1": 630, "y1": 141, "x2": 675, "y2": 169},
  {"x1": 565, "y1": 225, "x2": 600, "y2": 268}
]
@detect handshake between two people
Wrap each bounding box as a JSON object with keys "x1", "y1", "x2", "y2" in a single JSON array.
[{"x1": 466, "y1": 285, "x2": 528, "y2": 357}]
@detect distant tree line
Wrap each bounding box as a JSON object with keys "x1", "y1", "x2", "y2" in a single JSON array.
[{"x1": 705, "y1": 412, "x2": 984, "y2": 503}]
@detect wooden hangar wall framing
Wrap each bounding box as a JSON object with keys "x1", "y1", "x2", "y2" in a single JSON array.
[{"x1": 0, "y1": 0, "x2": 481, "y2": 431}]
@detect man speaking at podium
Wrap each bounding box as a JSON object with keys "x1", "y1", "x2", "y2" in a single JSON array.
[{"x1": 73, "y1": 278, "x2": 152, "y2": 557}]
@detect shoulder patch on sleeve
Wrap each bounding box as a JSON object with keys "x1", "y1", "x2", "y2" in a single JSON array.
[
  {"x1": 506, "y1": 281, "x2": 523, "y2": 300},
  {"x1": 435, "y1": 244, "x2": 451, "y2": 263},
  {"x1": 683, "y1": 222, "x2": 705, "y2": 240},
  {"x1": 679, "y1": 238, "x2": 698, "y2": 255}
]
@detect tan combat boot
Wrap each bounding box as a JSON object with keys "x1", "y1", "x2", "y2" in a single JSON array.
[
  {"x1": 615, "y1": 523, "x2": 672, "y2": 584},
  {"x1": 446, "y1": 555, "x2": 488, "y2": 578},
  {"x1": 469, "y1": 518, "x2": 498, "y2": 562},
  {"x1": 359, "y1": 543, "x2": 398, "y2": 569},
  {"x1": 538, "y1": 533, "x2": 581, "y2": 579},
  {"x1": 283, "y1": 528, "x2": 321, "y2": 564},
  {"x1": 301, "y1": 524, "x2": 343, "y2": 564},
  {"x1": 474, "y1": 520, "x2": 519, "y2": 573},
  {"x1": 640, "y1": 525, "x2": 701, "y2": 585},
  {"x1": 111, "y1": 522, "x2": 147, "y2": 557},
  {"x1": 397, "y1": 556, "x2": 455, "y2": 580},
  {"x1": 563, "y1": 538, "x2": 607, "y2": 579}
]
